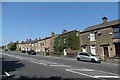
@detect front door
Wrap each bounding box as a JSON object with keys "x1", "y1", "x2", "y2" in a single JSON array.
[
  {"x1": 82, "y1": 47, "x2": 87, "y2": 52},
  {"x1": 103, "y1": 47, "x2": 109, "y2": 57},
  {"x1": 115, "y1": 43, "x2": 120, "y2": 57}
]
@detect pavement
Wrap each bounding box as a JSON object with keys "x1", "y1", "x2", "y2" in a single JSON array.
[{"x1": 104, "y1": 58, "x2": 120, "y2": 64}]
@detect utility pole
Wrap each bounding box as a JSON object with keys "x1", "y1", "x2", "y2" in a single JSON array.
[
  {"x1": 9, "y1": 35, "x2": 12, "y2": 43},
  {"x1": 29, "y1": 24, "x2": 32, "y2": 39},
  {"x1": 29, "y1": 24, "x2": 32, "y2": 50}
]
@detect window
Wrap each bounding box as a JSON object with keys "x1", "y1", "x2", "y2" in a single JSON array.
[
  {"x1": 90, "y1": 33, "x2": 96, "y2": 41},
  {"x1": 32, "y1": 44, "x2": 35, "y2": 47},
  {"x1": 35, "y1": 43, "x2": 37, "y2": 46},
  {"x1": 90, "y1": 45, "x2": 96, "y2": 55},
  {"x1": 79, "y1": 52, "x2": 89, "y2": 56},
  {"x1": 64, "y1": 38, "x2": 66, "y2": 44},
  {"x1": 83, "y1": 53, "x2": 89, "y2": 56},
  {"x1": 113, "y1": 26, "x2": 120, "y2": 38}
]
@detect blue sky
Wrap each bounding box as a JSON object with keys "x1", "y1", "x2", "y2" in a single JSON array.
[{"x1": 2, "y1": 2, "x2": 118, "y2": 45}]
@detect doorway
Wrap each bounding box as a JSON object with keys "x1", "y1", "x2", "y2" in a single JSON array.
[
  {"x1": 103, "y1": 47, "x2": 109, "y2": 57},
  {"x1": 82, "y1": 47, "x2": 87, "y2": 52},
  {"x1": 115, "y1": 43, "x2": 120, "y2": 57}
]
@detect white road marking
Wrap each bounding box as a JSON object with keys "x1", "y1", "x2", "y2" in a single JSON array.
[
  {"x1": 16, "y1": 62, "x2": 21, "y2": 64},
  {"x1": 50, "y1": 64, "x2": 71, "y2": 67},
  {"x1": 66, "y1": 69, "x2": 96, "y2": 78},
  {"x1": 66, "y1": 68, "x2": 120, "y2": 79},
  {"x1": 43, "y1": 60, "x2": 58, "y2": 65},
  {"x1": 73, "y1": 67, "x2": 118, "y2": 76},
  {"x1": 94, "y1": 76, "x2": 120, "y2": 78},
  {"x1": 69, "y1": 68, "x2": 94, "y2": 71},
  {"x1": 4, "y1": 72, "x2": 10, "y2": 77},
  {"x1": 2, "y1": 52, "x2": 119, "y2": 79},
  {"x1": 30, "y1": 60, "x2": 48, "y2": 66},
  {"x1": 94, "y1": 69, "x2": 118, "y2": 76}
]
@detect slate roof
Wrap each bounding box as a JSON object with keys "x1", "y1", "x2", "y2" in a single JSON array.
[
  {"x1": 21, "y1": 39, "x2": 39, "y2": 44},
  {"x1": 82, "y1": 19, "x2": 120, "y2": 33},
  {"x1": 58, "y1": 30, "x2": 79, "y2": 37},
  {"x1": 20, "y1": 34, "x2": 59, "y2": 44}
]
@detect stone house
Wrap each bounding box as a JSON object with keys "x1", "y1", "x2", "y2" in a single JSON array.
[
  {"x1": 54, "y1": 30, "x2": 80, "y2": 57},
  {"x1": 17, "y1": 39, "x2": 39, "y2": 52},
  {"x1": 80, "y1": 17, "x2": 120, "y2": 60},
  {"x1": 17, "y1": 32, "x2": 58, "y2": 55},
  {"x1": 36, "y1": 32, "x2": 58, "y2": 55},
  {"x1": 37, "y1": 37, "x2": 51, "y2": 55}
]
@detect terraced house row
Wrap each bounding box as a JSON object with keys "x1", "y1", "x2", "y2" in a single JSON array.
[{"x1": 17, "y1": 17, "x2": 120, "y2": 60}]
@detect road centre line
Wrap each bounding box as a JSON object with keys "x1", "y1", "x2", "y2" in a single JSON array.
[
  {"x1": 30, "y1": 60, "x2": 48, "y2": 66},
  {"x1": 49, "y1": 64, "x2": 71, "y2": 67},
  {"x1": 42, "y1": 60, "x2": 58, "y2": 64}
]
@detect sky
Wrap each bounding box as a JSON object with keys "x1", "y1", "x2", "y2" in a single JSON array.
[{"x1": 2, "y1": 2, "x2": 118, "y2": 46}]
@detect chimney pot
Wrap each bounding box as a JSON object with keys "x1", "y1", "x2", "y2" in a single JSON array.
[
  {"x1": 102, "y1": 16, "x2": 107, "y2": 23},
  {"x1": 51, "y1": 32, "x2": 55, "y2": 37},
  {"x1": 29, "y1": 39, "x2": 31, "y2": 41}
]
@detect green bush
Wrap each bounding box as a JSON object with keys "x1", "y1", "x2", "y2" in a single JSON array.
[{"x1": 54, "y1": 30, "x2": 80, "y2": 52}]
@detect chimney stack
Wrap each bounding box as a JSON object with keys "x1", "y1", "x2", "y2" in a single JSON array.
[
  {"x1": 102, "y1": 16, "x2": 107, "y2": 24},
  {"x1": 26, "y1": 39, "x2": 29, "y2": 41},
  {"x1": 62, "y1": 29, "x2": 67, "y2": 34},
  {"x1": 29, "y1": 39, "x2": 31, "y2": 41},
  {"x1": 39, "y1": 38, "x2": 41, "y2": 40},
  {"x1": 35, "y1": 38, "x2": 38, "y2": 40},
  {"x1": 51, "y1": 32, "x2": 55, "y2": 37}
]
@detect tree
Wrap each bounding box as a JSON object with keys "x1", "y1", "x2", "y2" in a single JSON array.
[
  {"x1": 2, "y1": 46, "x2": 5, "y2": 50},
  {"x1": 66, "y1": 31, "x2": 80, "y2": 50},
  {"x1": 7, "y1": 42, "x2": 17, "y2": 51},
  {"x1": 54, "y1": 30, "x2": 80, "y2": 53}
]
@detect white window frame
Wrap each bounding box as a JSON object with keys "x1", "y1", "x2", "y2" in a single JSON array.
[
  {"x1": 90, "y1": 45, "x2": 96, "y2": 55},
  {"x1": 90, "y1": 33, "x2": 96, "y2": 41}
]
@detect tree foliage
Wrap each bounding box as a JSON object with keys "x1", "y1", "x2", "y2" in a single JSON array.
[
  {"x1": 7, "y1": 42, "x2": 17, "y2": 51},
  {"x1": 54, "y1": 30, "x2": 80, "y2": 52}
]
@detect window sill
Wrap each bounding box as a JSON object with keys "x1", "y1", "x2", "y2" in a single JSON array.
[
  {"x1": 90, "y1": 41, "x2": 96, "y2": 42},
  {"x1": 112, "y1": 37, "x2": 120, "y2": 39}
]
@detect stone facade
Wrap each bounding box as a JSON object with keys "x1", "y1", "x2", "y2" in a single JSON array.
[
  {"x1": 16, "y1": 33, "x2": 58, "y2": 55},
  {"x1": 16, "y1": 17, "x2": 120, "y2": 59},
  {"x1": 80, "y1": 17, "x2": 120, "y2": 60},
  {"x1": 54, "y1": 30, "x2": 80, "y2": 57}
]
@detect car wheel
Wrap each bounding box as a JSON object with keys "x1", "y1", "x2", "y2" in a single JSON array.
[
  {"x1": 77, "y1": 57, "x2": 81, "y2": 61},
  {"x1": 91, "y1": 59, "x2": 96, "y2": 63}
]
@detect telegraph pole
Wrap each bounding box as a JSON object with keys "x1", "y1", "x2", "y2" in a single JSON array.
[
  {"x1": 29, "y1": 24, "x2": 32, "y2": 39},
  {"x1": 29, "y1": 24, "x2": 32, "y2": 50},
  {"x1": 9, "y1": 35, "x2": 12, "y2": 43}
]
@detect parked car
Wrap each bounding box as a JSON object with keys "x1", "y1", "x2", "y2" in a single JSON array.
[
  {"x1": 76, "y1": 52, "x2": 101, "y2": 63},
  {"x1": 22, "y1": 50, "x2": 26, "y2": 53},
  {"x1": 4, "y1": 49, "x2": 8, "y2": 51},
  {"x1": 27, "y1": 50, "x2": 36, "y2": 55}
]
